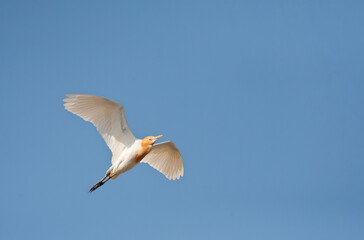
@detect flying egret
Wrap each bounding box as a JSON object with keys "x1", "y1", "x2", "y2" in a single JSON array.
[{"x1": 63, "y1": 94, "x2": 184, "y2": 192}]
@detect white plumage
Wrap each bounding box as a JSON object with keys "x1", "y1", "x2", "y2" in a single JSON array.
[
  {"x1": 141, "y1": 141, "x2": 184, "y2": 180},
  {"x1": 63, "y1": 94, "x2": 184, "y2": 192}
]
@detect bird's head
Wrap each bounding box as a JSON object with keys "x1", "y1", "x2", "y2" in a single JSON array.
[{"x1": 142, "y1": 135, "x2": 163, "y2": 146}]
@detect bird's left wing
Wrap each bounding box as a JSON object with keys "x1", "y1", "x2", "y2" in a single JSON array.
[
  {"x1": 141, "y1": 141, "x2": 184, "y2": 180},
  {"x1": 63, "y1": 94, "x2": 136, "y2": 162}
]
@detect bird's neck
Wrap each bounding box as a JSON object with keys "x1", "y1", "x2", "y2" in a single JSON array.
[{"x1": 135, "y1": 140, "x2": 152, "y2": 163}]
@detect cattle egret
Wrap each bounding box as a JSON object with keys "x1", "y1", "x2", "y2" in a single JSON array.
[{"x1": 63, "y1": 94, "x2": 184, "y2": 192}]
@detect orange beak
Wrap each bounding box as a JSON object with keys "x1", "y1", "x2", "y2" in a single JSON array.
[{"x1": 155, "y1": 135, "x2": 163, "y2": 140}]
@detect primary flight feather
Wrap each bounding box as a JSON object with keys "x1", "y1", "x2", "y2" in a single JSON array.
[{"x1": 63, "y1": 94, "x2": 184, "y2": 192}]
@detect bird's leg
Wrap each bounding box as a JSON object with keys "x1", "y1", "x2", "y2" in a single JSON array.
[
  {"x1": 89, "y1": 175, "x2": 110, "y2": 193},
  {"x1": 105, "y1": 167, "x2": 114, "y2": 178}
]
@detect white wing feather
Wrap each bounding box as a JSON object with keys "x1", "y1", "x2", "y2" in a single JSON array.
[
  {"x1": 63, "y1": 94, "x2": 136, "y2": 163},
  {"x1": 141, "y1": 141, "x2": 184, "y2": 180}
]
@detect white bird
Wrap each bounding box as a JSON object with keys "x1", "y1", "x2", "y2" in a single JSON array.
[{"x1": 63, "y1": 94, "x2": 184, "y2": 192}]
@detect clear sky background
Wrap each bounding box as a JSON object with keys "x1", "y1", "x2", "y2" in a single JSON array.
[{"x1": 1, "y1": 1, "x2": 363, "y2": 239}]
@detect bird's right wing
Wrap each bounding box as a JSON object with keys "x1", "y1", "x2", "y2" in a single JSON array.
[
  {"x1": 141, "y1": 141, "x2": 184, "y2": 180},
  {"x1": 63, "y1": 94, "x2": 136, "y2": 161}
]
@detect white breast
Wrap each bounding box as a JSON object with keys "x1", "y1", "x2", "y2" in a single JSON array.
[{"x1": 110, "y1": 140, "x2": 143, "y2": 179}]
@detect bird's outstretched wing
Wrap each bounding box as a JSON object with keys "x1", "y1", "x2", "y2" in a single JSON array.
[
  {"x1": 141, "y1": 141, "x2": 184, "y2": 180},
  {"x1": 63, "y1": 94, "x2": 136, "y2": 162}
]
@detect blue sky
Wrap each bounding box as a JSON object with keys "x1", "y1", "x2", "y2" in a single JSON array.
[{"x1": 1, "y1": 1, "x2": 363, "y2": 239}]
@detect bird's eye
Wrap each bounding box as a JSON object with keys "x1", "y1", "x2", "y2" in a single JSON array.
[{"x1": 149, "y1": 138, "x2": 153, "y2": 141}]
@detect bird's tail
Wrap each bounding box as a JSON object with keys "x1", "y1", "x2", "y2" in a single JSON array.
[{"x1": 89, "y1": 176, "x2": 110, "y2": 192}]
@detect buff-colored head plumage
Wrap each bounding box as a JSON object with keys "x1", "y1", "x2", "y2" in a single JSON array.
[{"x1": 141, "y1": 135, "x2": 163, "y2": 146}]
